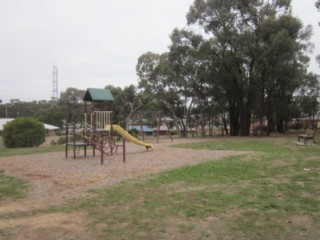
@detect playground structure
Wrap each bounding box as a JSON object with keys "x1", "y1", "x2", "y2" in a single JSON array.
[{"x1": 65, "y1": 88, "x2": 152, "y2": 164}]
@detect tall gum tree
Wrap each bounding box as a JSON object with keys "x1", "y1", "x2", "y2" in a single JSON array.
[
  {"x1": 136, "y1": 52, "x2": 184, "y2": 135},
  {"x1": 187, "y1": 0, "x2": 312, "y2": 135},
  {"x1": 254, "y1": 14, "x2": 312, "y2": 133},
  {"x1": 168, "y1": 28, "x2": 208, "y2": 136}
]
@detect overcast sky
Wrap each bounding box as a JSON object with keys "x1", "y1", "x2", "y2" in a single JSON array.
[{"x1": 0, "y1": 0, "x2": 319, "y2": 103}]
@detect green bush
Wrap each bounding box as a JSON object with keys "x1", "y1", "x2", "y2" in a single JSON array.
[
  {"x1": 50, "y1": 136, "x2": 66, "y2": 146},
  {"x1": 170, "y1": 130, "x2": 178, "y2": 136},
  {"x1": 128, "y1": 128, "x2": 139, "y2": 138},
  {"x1": 2, "y1": 118, "x2": 46, "y2": 148}
]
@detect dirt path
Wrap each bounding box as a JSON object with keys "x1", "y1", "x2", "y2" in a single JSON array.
[{"x1": 0, "y1": 138, "x2": 242, "y2": 239}]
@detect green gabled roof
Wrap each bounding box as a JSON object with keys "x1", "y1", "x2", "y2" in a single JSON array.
[{"x1": 83, "y1": 88, "x2": 114, "y2": 102}]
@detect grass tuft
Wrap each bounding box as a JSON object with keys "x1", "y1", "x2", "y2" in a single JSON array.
[{"x1": 0, "y1": 170, "x2": 28, "y2": 201}]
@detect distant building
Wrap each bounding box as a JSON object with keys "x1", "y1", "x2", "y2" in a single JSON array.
[
  {"x1": 0, "y1": 118, "x2": 14, "y2": 133},
  {"x1": 154, "y1": 125, "x2": 171, "y2": 136},
  {"x1": 128, "y1": 125, "x2": 153, "y2": 136},
  {"x1": 296, "y1": 116, "x2": 320, "y2": 129},
  {"x1": 0, "y1": 118, "x2": 60, "y2": 136}
]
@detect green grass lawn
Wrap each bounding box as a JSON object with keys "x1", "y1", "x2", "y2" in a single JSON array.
[
  {"x1": 0, "y1": 136, "x2": 319, "y2": 239},
  {"x1": 60, "y1": 137, "x2": 319, "y2": 239}
]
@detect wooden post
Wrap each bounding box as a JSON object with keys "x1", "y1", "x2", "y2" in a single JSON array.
[
  {"x1": 110, "y1": 124, "x2": 114, "y2": 156},
  {"x1": 157, "y1": 111, "x2": 161, "y2": 144},
  {"x1": 73, "y1": 123, "x2": 76, "y2": 159},
  {"x1": 65, "y1": 124, "x2": 68, "y2": 158},
  {"x1": 110, "y1": 101, "x2": 114, "y2": 157},
  {"x1": 100, "y1": 140, "x2": 104, "y2": 165},
  {"x1": 123, "y1": 139, "x2": 126, "y2": 162}
]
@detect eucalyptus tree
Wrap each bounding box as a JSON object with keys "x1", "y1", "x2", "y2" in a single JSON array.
[
  {"x1": 253, "y1": 13, "x2": 313, "y2": 133},
  {"x1": 168, "y1": 28, "x2": 211, "y2": 136},
  {"x1": 104, "y1": 85, "x2": 125, "y2": 125},
  {"x1": 294, "y1": 73, "x2": 320, "y2": 128},
  {"x1": 35, "y1": 107, "x2": 64, "y2": 128},
  {"x1": 106, "y1": 84, "x2": 147, "y2": 130},
  {"x1": 122, "y1": 85, "x2": 145, "y2": 130},
  {"x1": 187, "y1": 0, "x2": 263, "y2": 135},
  {"x1": 316, "y1": 0, "x2": 320, "y2": 66},
  {"x1": 59, "y1": 87, "x2": 85, "y2": 123},
  {"x1": 0, "y1": 99, "x2": 52, "y2": 119},
  {"x1": 137, "y1": 30, "x2": 217, "y2": 136},
  {"x1": 136, "y1": 51, "x2": 184, "y2": 135},
  {"x1": 187, "y1": 0, "x2": 312, "y2": 135}
]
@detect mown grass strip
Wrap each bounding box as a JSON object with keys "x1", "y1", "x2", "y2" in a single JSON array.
[
  {"x1": 61, "y1": 137, "x2": 319, "y2": 239},
  {"x1": 0, "y1": 170, "x2": 28, "y2": 201},
  {"x1": 173, "y1": 137, "x2": 292, "y2": 153},
  {"x1": 0, "y1": 145, "x2": 65, "y2": 158}
]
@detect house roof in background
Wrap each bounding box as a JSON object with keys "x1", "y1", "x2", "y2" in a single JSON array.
[
  {"x1": 128, "y1": 125, "x2": 153, "y2": 132},
  {"x1": 43, "y1": 124, "x2": 60, "y2": 130},
  {"x1": 154, "y1": 125, "x2": 170, "y2": 131},
  {"x1": 0, "y1": 118, "x2": 59, "y2": 131},
  {"x1": 0, "y1": 118, "x2": 14, "y2": 131}
]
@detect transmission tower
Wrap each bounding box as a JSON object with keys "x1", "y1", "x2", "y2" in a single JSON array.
[{"x1": 51, "y1": 65, "x2": 58, "y2": 107}]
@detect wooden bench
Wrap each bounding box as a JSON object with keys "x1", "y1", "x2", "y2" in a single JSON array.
[{"x1": 298, "y1": 129, "x2": 316, "y2": 144}]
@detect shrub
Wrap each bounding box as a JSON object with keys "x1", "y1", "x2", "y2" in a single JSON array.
[
  {"x1": 128, "y1": 128, "x2": 139, "y2": 138},
  {"x1": 57, "y1": 136, "x2": 66, "y2": 145},
  {"x1": 170, "y1": 130, "x2": 178, "y2": 136},
  {"x1": 2, "y1": 118, "x2": 46, "y2": 148}
]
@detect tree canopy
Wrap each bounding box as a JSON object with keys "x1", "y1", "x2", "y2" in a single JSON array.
[{"x1": 137, "y1": 0, "x2": 319, "y2": 135}]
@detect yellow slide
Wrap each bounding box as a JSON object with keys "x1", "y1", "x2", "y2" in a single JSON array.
[{"x1": 105, "y1": 125, "x2": 153, "y2": 149}]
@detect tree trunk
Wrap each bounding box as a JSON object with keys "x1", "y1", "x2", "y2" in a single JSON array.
[
  {"x1": 183, "y1": 97, "x2": 194, "y2": 138},
  {"x1": 239, "y1": 101, "x2": 251, "y2": 136},
  {"x1": 180, "y1": 121, "x2": 186, "y2": 137},
  {"x1": 173, "y1": 114, "x2": 182, "y2": 137},
  {"x1": 125, "y1": 109, "x2": 134, "y2": 131},
  {"x1": 222, "y1": 115, "x2": 229, "y2": 135},
  {"x1": 229, "y1": 101, "x2": 239, "y2": 136},
  {"x1": 200, "y1": 113, "x2": 206, "y2": 137},
  {"x1": 266, "y1": 97, "x2": 272, "y2": 136},
  {"x1": 277, "y1": 117, "x2": 284, "y2": 133}
]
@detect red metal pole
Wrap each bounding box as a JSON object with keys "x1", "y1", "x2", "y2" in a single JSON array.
[
  {"x1": 157, "y1": 111, "x2": 160, "y2": 144},
  {"x1": 123, "y1": 139, "x2": 126, "y2": 162},
  {"x1": 110, "y1": 124, "x2": 114, "y2": 156},
  {"x1": 100, "y1": 140, "x2": 103, "y2": 165},
  {"x1": 73, "y1": 122, "x2": 76, "y2": 159},
  {"x1": 65, "y1": 124, "x2": 68, "y2": 158},
  {"x1": 107, "y1": 101, "x2": 114, "y2": 156},
  {"x1": 92, "y1": 102, "x2": 96, "y2": 157}
]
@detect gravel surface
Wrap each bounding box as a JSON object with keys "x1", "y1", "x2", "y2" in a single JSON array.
[{"x1": 0, "y1": 138, "x2": 242, "y2": 210}]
